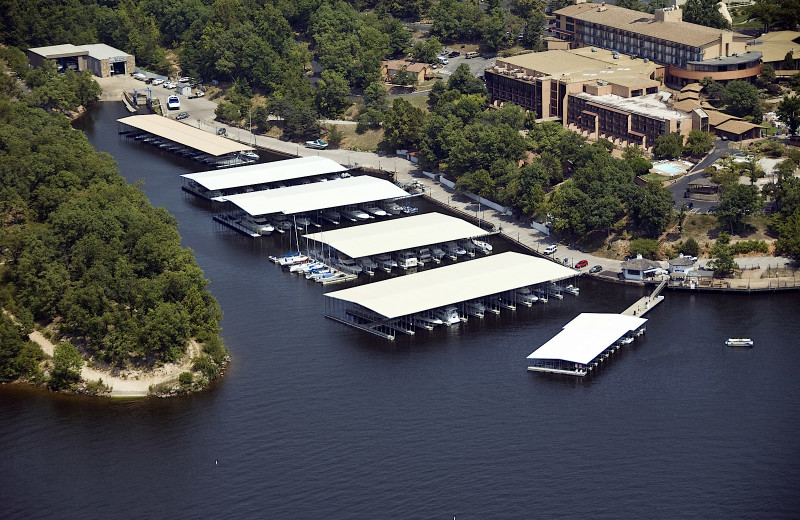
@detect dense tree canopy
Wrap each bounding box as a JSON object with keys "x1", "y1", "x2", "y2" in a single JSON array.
[{"x1": 683, "y1": 0, "x2": 730, "y2": 29}]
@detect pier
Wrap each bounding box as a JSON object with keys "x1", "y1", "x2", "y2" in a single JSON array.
[{"x1": 621, "y1": 279, "x2": 667, "y2": 317}]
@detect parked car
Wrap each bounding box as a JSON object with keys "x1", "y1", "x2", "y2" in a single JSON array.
[
  {"x1": 151, "y1": 78, "x2": 165, "y2": 86},
  {"x1": 575, "y1": 260, "x2": 588, "y2": 269},
  {"x1": 176, "y1": 112, "x2": 189, "y2": 120},
  {"x1": 166, "y1": 95, "x2": 180, "y2": 110},
  {"x1": 217, "y1": 127, "x2": 227, "y2": 136},
  {"x1": 543, "y1": 245, "x2": 558, "y2": 255},
  {"x1": 589, "y1": 265, "x2": 603, "y2": 273}
]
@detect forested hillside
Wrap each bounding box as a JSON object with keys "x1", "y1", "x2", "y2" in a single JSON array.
[{"x1": 0, "y1": 61, "x2": 227, "y2": 387}]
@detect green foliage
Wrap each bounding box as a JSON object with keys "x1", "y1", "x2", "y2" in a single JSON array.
[
  {"x1": 382, "y1": 98, "x2": 426, "y2": 150},
  {"x1": 680, "y1": 237, "x2": 700, "y2": 257},
  {"x1": 724, "y1": 81, "x2": 762, "y2": 122},
  {"x1": 653, "y1": 132, "x2": 684, "y2": 159},
  {"x1": 431, "y1": 0, "x2": 485, "y2": 43},
  {"x1": 776, "y1": 95, "x2": 800, "y2": 136},
  {"x1": 410, "y1": 37, "x2": 443, "y2": 64},
  {"x1": 192, "y1": 354, "x2": 220, "y2": 380},
  {"x1": 272, "y1": 97, "x2": 321, "y2": 140},
  {"x1": 315, "y1": 69, "x2": 351, "y2": 118},
  {"x1": 629, "y1": 181, "x2": 673, "y2": 238},
  {"x1": 709, "y1": 235, "x2": 738, "y2": 276},
  {"x1": 629, "y1": 238, "x2": 660, "y2": 259},
  {"x1": 326, "y1": 124, "x2": 344, "y2": 148},
  {"x1": 215, "y1": 101, "x2": 241, "y2": 123},
  {"x1": 0, "y1": 313, "x2": 43, "y2": 383},
  {"x1": 683, "y1": 130, "x2": 714, "y2": 157},
  {"x1": 774, "y1": 209, "x2": 800, "y2": 260},
  {"x1": 729, "y1": 240, "x2": 769, "y2": 254},
  {"x1": 179, "y1": 371, "x2": 194, "y2": 386},
  {"x1": 716, "y1": 183, "x2": 762, "y2": 233},
  {"x1": 683, "y1": 0, "x2": 730, "y2": 29},
  {"x1": 50, "y1": 341, "x2": 82, "y2": 389}
]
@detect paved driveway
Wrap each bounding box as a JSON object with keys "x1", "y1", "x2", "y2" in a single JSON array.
[{"x1": 667, "y1": 138, "x2": 729, "y2": 213}]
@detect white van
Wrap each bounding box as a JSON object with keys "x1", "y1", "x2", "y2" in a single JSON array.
[
  {"x1": 438, "y1": 56, "x2": 449, "y2": 65},
  {"x1": 465, "y1": 51, "x2": 478, "y2": 59},
  {"x1": 166, "y1": 95, "x2": 180, "y2": 110}
]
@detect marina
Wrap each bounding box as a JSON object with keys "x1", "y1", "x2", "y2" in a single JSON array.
[
  {"x1": 324, "y1": 252, "x2": 576, "y2": 340},
  {"x1": 117, "y1": 114, "x2": 256, "y2": 167}
]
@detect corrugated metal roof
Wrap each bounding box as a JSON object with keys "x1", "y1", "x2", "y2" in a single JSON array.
[
  {"x1": 80, "y1": 43, "x2": 131, "y2": 60},
  {"x1": 27, "y1": 44, "x2": 88, "y2": 57},
  {"x1": 325, "y1": 252, "x2": 576, "y2": 319},
  {"x1": 303, "y1": 213, "x2": 487, "y2": 258},
  {"x1": 118, "y1": 115, "x2": 253, "y2": 156},
  {"x1": 527, "y1": 313, "x2": 647, "y2": 365},
  {"x1": 182, "y1": 156, "x2": 348, "y2": 191},
  {"x1": 217, "y1": 175, "x2": 409, "y2": 216}
]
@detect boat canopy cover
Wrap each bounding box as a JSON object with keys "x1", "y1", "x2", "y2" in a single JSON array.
[
  {"x1": 303, "y1": 212, "x2": 487, "y2": 258},
  {"x1": 216, "y1": 176, "x2": 409, "y2": 216},
  {"x1": 118, "y1": 114, "x2": 254, "y2": 156},
  {"x1": 181, "y1": 156, "x2": 348, "y2": 191},
  {"x1": 325, "y1": 252, "x2": 576, "y2": 318},
  {"x1": 527, "y1": 313, "x2": 647, "y2": 365}
]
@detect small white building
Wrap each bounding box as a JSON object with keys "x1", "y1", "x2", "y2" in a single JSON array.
[
  {"x1": 175, "y1": 83, "x2": 192, "y2": 96},
  {"x1": 621, "y1": 255, "x2": 661, "y2": 281},
  {"x1": 668, "y1": 254, "x2": 695, "y2": 274}
]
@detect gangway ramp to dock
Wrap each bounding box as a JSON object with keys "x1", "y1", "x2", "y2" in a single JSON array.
[
  {"x1": 621, "y1": 279, "x2": 667, "y2": 317},
  {"x1": 303, "y1": 212, "x2": 488, "y2": 259},
  {"x1": 324, "y1": 252, "x2": 576, "y2": 339},
  {"x1": 527, "y1": 313, "x2": 647, "y2": 377},
  {"x1": 181, "y1": 156, "x2": 349, "y2": 198},
  {"x1": 214, "y1": 175, "x2": 409, "y2": 217}
]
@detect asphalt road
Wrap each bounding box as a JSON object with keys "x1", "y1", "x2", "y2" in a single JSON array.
[{"x1": 667, "y1": 138, "x2": 730, "y2": 214}]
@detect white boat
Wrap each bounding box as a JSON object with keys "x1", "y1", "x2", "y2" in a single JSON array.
[
  {"x1": 618, "y1": 336, "x2": 635, "y2": 345},
  {"x1": 431, "y1": 306, "x2": 461, "y2": 326},
  {"x1": 358, "y1": 257, "x2": 378, "y2": 276},
  {"x1": 305, "y1": 139, "x2": 328, "y2": 149},
  {"x1": 240, "y1": 150, "x2": 259, "y2": 160},
  {"x1": 271, "y1": 217, "x2": 292, "y2": 233},
  {"x1": 381, "y1": 201, "x2": 403, "y2": 215},
  {"x1": 417, "y1": 248, "x2": 432, "y2": 265},
  {"x1": 289, "y1": 261, "x2": 320, "y2": 273},
  {"x1": 294, "y1": 216, "x2": 311, "y2": 229},
  {"x1": 533, "y1": 288, "x2": 549, "y2": 303},
  {"x1": 444, "y1": 241, "x2": 466, "y2": 258},
  {"x1": 306, "y1": 267, "x2": 335, "y2": 280},
  {"x1": 458, "y1": 240, "x2": 478, "y2": 257},
  {"x1": 397, "y1": 251, "x2": 418, "y2": 269},
  {"x1": 430, "y1": 247, "x2": 446, "y2": 263},
  {"x1": 278, "y1": 254, "x2": 309, "y2": 267},
  {"x1": 725, "y1": 338, "x2": 753, "y2": 347},
  {"x1": 464, "y1": 301, "x2": 485, "y2": 318},
  {"x1": 515, "y1": 287, "x2": 539, "y2": 307},
  {"x1": 321, "y1": 210, "x2": 341, "y2": 225},
  {"x1": 401, "y1": 205, "x2": 419, "y2": 214},
  {"x1": 472, "y1": 238, "x2": 493, "y2": 254},
  {"x1": 413, "y1": 313, "x2": 444, "y2": 329},
  {"x1": 360, "y1": 205, "x2": 387, "y2": 217},
  {"x1": 564, "y1": 284, "x2": 580, "y2": 296},
  {"x1": 245, "y1": 214, "x2": 274, "y2": 235},
  {"x1": 342, "y1": 208, "x2": 371, "y2": 221},
  {"x1": 337, "y1": 257, "x2": 363, "y2": 275},
  {"x1": 375, "y1": 254, "x2": 397, "y2": 272}
]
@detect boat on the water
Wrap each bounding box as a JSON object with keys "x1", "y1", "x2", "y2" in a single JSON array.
[
  {"x1": 432, "y1": 306, "x2": 461, "y2": 326},
  {"x1": 417, "y1": 248, "x2": 432, "y2": 265},
  {"x1": 471, "y1": 238, "x2": 493, "y2": 254},
  {"x1": 564, "y1": 284, "x2": 580, "y2": 296},
  {"x1": 515, "y1": 287, "x2": 539, "y2": 306},
  {"x1": 381, "y1": 201, "x2": 403, "y2": 215},
  {"x1": 278, "y1": 253, "x2": 309, "y2": 267},
  {"x1": 240, "y1": 150, "x2": 259, "y2": 160},
  {"x1": 360, "y1": 205, "x2": 387, "y2": 217},
  {"x1": 375, "y1": 254, "x2": 397, "y2": 272},
  {"x1": 464, "y1": 301, "x2": 486, "y2": 318},
  {"x1": 321, "y1": 210, "x2": 341, "y2": 225},
  {"x1": 726, "y1": 338, "x2": 753, "y2": 347},
  {"x1": 397, "y1": 250, "x2": 418, "y2": 269},
  {"x1": 342, "y1": 208, "x2": 370, "y2": 221}
]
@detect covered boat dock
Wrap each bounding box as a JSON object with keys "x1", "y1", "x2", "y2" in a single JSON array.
[
  {"x1": 117, "y1": 114, "x2": 255, "y2": 168},
  {"x1": 526, "y1": 313, "x2": 647, "y2": 377},
  {"x1": 180, "y1": 156, "x2": 349, "y2": 200},
  {"x1": 324, "y1": 252, "x2": 576, "y2": 339}
]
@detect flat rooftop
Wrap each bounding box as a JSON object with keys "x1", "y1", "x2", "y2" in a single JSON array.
[
  {"x1": 303, "y1": 212, "x2": 487, "y2": 259},
  {"x1": 325, "y1": 252, "x2": 576, "y2": 319},
  {"x1": 79, "y1": 43, "x2": 132, "y2": 60},
  {"x1": 217, "y1": 175, "x2": 410, "y2": 216},
  {"x1": 574, "y1": 92, "x2": 690, "y2": 121},
  {"x1": 747, "y1": 31, "x2": 800, "y2": 63},
  {"x1": 182, "y1": 156, "x2": 348, "y2": 191},
  {"x1": 493, "y1": 47, "x2": 660, "y2": 85},
  {"x1": 28, "y1": 44, "x2": 88, "y2": 58},
  {"x1": 527, "y1": 313, "x2": 647, "y2": 365},
  {"x1": 118, "y1": 115, "x2": 253, "y2": 157}
]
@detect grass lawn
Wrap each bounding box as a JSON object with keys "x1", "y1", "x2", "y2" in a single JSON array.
[
  {"x1": 640, "y1": 172, "x2": 671, "y2": 183},
  {"x1": 333, "y1": 125, "x2": 384, "y2": 152}
]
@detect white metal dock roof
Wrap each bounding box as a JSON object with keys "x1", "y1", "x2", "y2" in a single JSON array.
[
  {"x1": 325, "y1": 252, "x2": 576, "y2": 319},
  {"x1": 303, "y1": 212, "x2": 486, "y2": 258},
  {"x1": 181, "y1": 156, "x2": 348, "y2": 191},
  {"x1": 527, "y1": 313, "x2": 647, "y2": 365},
  {"x1": 118, "y1": 115, "x2": 253, "y2": 156},
  {"x1": 217, "y1": 176, "x2": 409, "y2": 216}
]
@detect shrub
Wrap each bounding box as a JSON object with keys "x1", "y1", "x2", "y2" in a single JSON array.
[
  {"x1": 178, "y1": 372, "x2": 194, "y2": 386},
  {"x1": 680, "y1": 237, "x2": 700, "y2": 257},
  {"x1": 629, "y1": 238, "x2": 660, "y2": 259},
  {"x1": 730, "y1": 240, "x2": 769, "y2": 254},
  {"x1": 192, "y1": 354, "x2": 219, "y2": 380}
]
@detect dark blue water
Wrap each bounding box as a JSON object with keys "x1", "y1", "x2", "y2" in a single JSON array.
[{"x1": 2, "y1": 103, "x2": 799, "y2": 519}]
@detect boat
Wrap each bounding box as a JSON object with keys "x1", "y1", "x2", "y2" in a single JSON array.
[
  {"x1": 458, "y1": 240, "x2": 478, "y2": 257},
  {"x1": 417, "y1": 248, "x2": 432, "y2": 265},
  {"x1": 294, "y1": 216, "x2": 311, "y2": 229},
  {"x1": 269, "y1": 251, "x2": 301, "y2": 264},
  {"x1": 564, "y1": 284, "x2": 580, "y2": 296},
  {"x1": 271, "y1": 216, "x2": 292, "y2": 233},
  {"x1": 413, "y1": 313, "x2": 444, "y2": 329},
  {"x1": 514, "y1": 287, "x2": 539, "y2": 307},
  {"x1": 240, "y1": 150, "x2": 259, "y2": 160},
  {"x1": 471, "y1": 238, "x2": 493, "y2": 254},
  {"x1": 245, "y1": 214, "x2": 274, "y2": 235},
  {"x1": 444, "y1": 241, "x2": 467, "y2": 258},
  {"x1": 278, "y1": 253, "x2": 309, "y2": 267},
  {"x1": 381, "y1": 201, "x2": 403, "y2": 215},
  {"x1": 397, "y1": 250, "x2": 418, "y2": 269},
  {"x1": 357, "y1": 257, "x2": 378, "y2": 276},
  {"x1": 306, "y1": 267, "x2": 336, "y2": 280},
  {"x1": 725, "y1": 338, "x2": 753, "y2": 347},
  {"x1": 360, "y1": 205, "x2": 387, "y2": 217},
  {"x1": 464, "y1": 301, "x2": 485, "y2": 318},
  {"x1": 618, "y1": 336, "x2": 635, "y2": 345},
  {"x1": 430, "y1": 247, "x2": 446, "y2": 263},
  {"x1": 289, "y1": 260, "x2": 319, "y2": 273},
  {"x1": 431, "y1": 306, "x2": 461, "y2": 326},
  {"x1": 321, "y1": 210, "x2": 341, "y2": 225},
  {"x1": 401, "y1": 205, "x2": 419, "y2": 214},
  {"x1": 375, "y1": 254, "x2": 397, "y2": 272},
  {"x1": 337, "y1": 257, "x2": 363, "y2": 275},
  {"x1": 341, "y1": 208, "x2": 371, "y2": 221},
  {"x1": 305, "y1": 139, "x2": 328, "y2": 149}
]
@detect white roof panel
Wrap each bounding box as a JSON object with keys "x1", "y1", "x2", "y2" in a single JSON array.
[
  {"x1": 80, "y1": 44, "x2": 131, "y2": 60},
  {"x1": 28, "y1": 44, "x2": 87, "y2": 57},
  {"x1": 303, "y1": 213, "x2": 487, "y2": 258},
  {"x1": 219, "y1": 176, "x2": 409, "y2": 216},
  {"x1": 181, "y1": 156, "x2": 348, "y2": 191},
  {"x1": 325, "y1": 252, "x2": 576, "y2": 318},
  {"x1": 118, "y1": 115, "x2": 253, "y2": 156},
  {"x1": 527, "y1": 313, "x2": 647, "y2": 365}
]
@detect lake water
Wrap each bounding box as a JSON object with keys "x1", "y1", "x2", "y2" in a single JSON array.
[{"x1": 1, "y1": 103, "x2": 799, "y2": 519}]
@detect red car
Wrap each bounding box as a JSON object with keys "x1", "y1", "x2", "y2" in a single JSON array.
[{"x1": 574, "y1": 260, "x2": 588, "y2": 268}]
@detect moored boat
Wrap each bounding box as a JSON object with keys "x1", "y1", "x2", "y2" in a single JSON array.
[{"x1": 725, "y1": 338, "x2": 753, "y2": 347}]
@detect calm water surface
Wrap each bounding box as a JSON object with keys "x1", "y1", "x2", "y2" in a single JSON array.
[{"x1": 1, "y1": 103, "x2": 799, "y2": 519}]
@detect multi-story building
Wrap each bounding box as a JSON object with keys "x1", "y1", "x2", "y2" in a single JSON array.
[{"x1": 552, "y1": 2, "x2": 761, "y2": 87}]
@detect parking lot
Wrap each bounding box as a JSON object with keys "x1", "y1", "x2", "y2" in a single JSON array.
[{"x1": 436, "y1": 49, "x2": 496, "y2": 79}]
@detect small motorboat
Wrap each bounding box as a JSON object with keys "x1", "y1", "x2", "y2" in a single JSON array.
[
  {"x1": 305, "y1": 139, "x2": 328, "y2": 149},
  {"x1": 278, "y1": 254, "x2": 309, "y2": 267},
  {"x1": 431, "y1": 306, "x2": 461, "y2": 326},
  {"x1": 564, "y1": 284, "x2": 580, "y2": 296},
  {"x1": 321, "y1": 210, "x2": 341, "y2": 225},
  {"x1": 725, "y1": 338, "x2": 753, "y2": 347},
  {"x1": 401, "y1": 205, "x2": 419, "y2": 214},
  {"x1": 471, "y1": 238, "x2": 493, "y2": 254},
  {"x1": 381, "y1": 201, "x2": 403, "y2": 215},
  {"x1": 240, "y1": 150, "x2": 259, "y2": 160}
]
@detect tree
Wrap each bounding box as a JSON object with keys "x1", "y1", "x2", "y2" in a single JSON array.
[
  {"x1": 392, "y1": 67, "x2": 418, "y2": 87},
  {"x1": 629, "y1": 238, "x2": 660, "y2": 259},
  {"x1": 630, "y1": 181, "x2": 673, "y2": 237},
  {"x1": 776, "y1": 94, "x2": 800, "y2": 136},
  {"x1": 683, "y1": 0, "x2": 730, "y2": 29},
  {"x1": 326, "y1": 124, "x2": 344, "y2": 148},
  {"x1": 724, "y1": 81, "x2": 762, "y2": 121},
  {"x1": 410, "y1": 37, "x2": 442, "y2": 64},
  {"x1": 783, "y1": 51, "x2": 795, "y2": 71},
  {"x1": 775, "y1": 209, "x2": 800, "y2": 260},
  {"x1": 51, "y1": 342, "x2": 83, "y2": 389},
  {"x1": 716, "y1": 183, "x2": 762, "y2": 233},
  {"x1": 616, "y1": 0, "x2": 647, "y2": 11},
  {"x1": 364, "y1": 81, "x2": 388, "y2": 113},
  {"x1": 757, "y1": 63, "x2": 776, "y2": 89},
  {"x1": 709, "y1": 232, "x2": 738, "y2": 276},
  {"x1": 680, "y1": 237, "x2": 700, "y2": 257},
  {"x1": 382, "y1": 98, "x2": 426, "y2": 150},
  {"x1": 0, "y1": 314, "x2": 42, "y2": 383},
  {"x1": 653, "y1": 132, "x2": 684, "y2": 159},
  {"x1": 215, "y1": 101, "x2": 240, "y2": 123},
  {"x1": 683, "y1": 130, "x2": 714, "y2": 157},
  {"x1": 315, "y1": 69, "x2": 351, "y2": 118},
  {"x1": 702, "y1": 77, "x2": 726, "y2": 104}
]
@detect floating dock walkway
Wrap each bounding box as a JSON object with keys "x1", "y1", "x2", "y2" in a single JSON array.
[{"x1": 621, "y1": 279, "x2": 666, "y2": 317}]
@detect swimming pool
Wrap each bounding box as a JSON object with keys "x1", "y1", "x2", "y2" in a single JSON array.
[{"x1": 652, "y1": 162, "x2": 686, "y2": 175}]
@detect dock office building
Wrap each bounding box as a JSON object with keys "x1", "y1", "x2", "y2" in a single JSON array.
[{"x1": 27, "y1": 44, "x2": 135, "y2": 78}]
